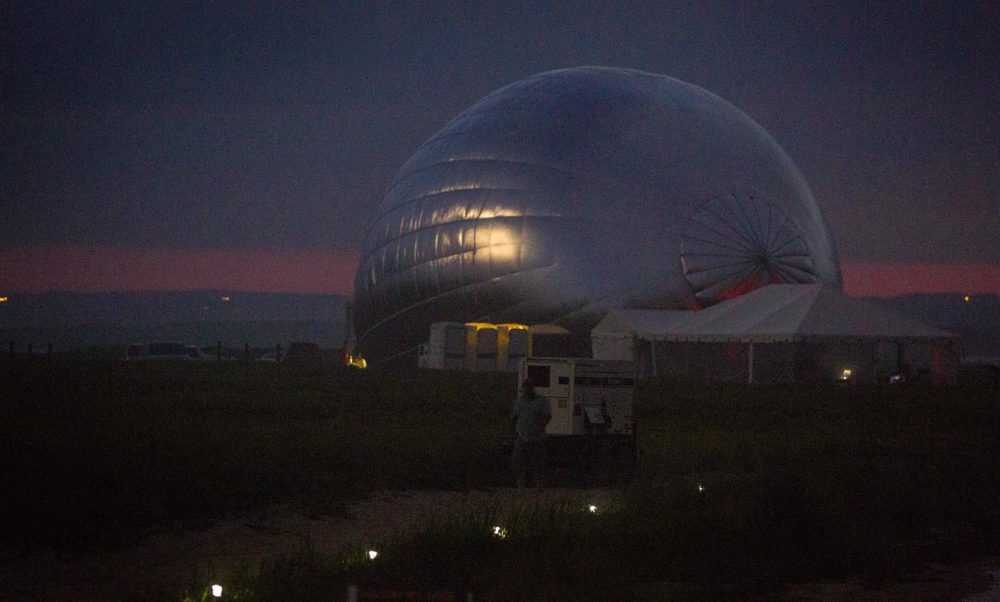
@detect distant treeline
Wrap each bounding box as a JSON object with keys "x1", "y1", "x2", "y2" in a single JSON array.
[
  {"x1": 1, "y1": 291, "x2": 997, "y2": 356},
  {"x1": 873, "y1": 293, "x2": 1000, "y2": 357},
  {"x1": 0, "y1": 291, "x2": 348, "y2": 326},
  {"x1": 1, "y1": 320, "x2": 348, "y2": 351},
  {"x1": 0, "y1": 291, "x2": 350, "y2": 349}
]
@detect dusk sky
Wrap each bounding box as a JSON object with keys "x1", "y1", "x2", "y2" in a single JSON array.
[{"x1": 2, "y1": 1, "x2": 998, "y2": 297}]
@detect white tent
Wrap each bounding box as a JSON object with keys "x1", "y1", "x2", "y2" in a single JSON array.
[{"x1": 592, "y1": 284, "x2": 957, "y2": 383}]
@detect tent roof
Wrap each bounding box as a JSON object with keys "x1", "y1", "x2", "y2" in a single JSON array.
[{"x1": 592, "y1": 284, "x2": 955, "y2": 342}]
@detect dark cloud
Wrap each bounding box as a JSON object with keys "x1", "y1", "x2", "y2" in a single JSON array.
[{"x1": 2, "y1": 1, "x2": 997, "y2": 267}]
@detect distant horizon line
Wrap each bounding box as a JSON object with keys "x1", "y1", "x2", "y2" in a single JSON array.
[
  {"x1": 1, "y1": 289, "x2": 350, "y2": 297},
  {"x1": 0, "y1": 288, "x2": 1000, "y2": 302},
  {"x1": 1, "y1": 244, "x2": 997, "y2": 297}
]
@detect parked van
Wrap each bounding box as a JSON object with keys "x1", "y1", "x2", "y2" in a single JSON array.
[{"x1": 125, "y1": 342, "x2": 203, "y2": 361}]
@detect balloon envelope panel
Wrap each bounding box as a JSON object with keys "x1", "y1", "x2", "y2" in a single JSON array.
[{"x1": 355, "y1": 67, "x2": 841, "y2": 362}]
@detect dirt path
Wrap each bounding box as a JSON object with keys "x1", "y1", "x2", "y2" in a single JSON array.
[
  {"x1": 3, "y1": 487, "x2": 999, "y2": 601},
  {"x1": 0, "y1": 488, "x2": 618, "y2": 601}
]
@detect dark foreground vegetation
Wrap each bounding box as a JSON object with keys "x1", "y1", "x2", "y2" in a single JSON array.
[{"x1": 2, "y1": 353, "x2": 999, "y2": 600}]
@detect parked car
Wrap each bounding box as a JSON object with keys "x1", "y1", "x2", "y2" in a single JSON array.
[
  {"x1": 125, "y1": 342, "x2": 200, "y2": 361},
  {"x1": 255, "y1": 350, "x2": 284, "y2": 363},
  {"x1": 284, "y1": 341, "x2": 321, "y2": 364},
  {"x1": 254, "y1": 342, "x2": 322, "y2": 365}
]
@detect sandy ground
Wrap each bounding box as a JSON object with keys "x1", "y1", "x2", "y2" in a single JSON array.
[{"x1": 2, "y1": 488, "x2": 998, "y2": 601}]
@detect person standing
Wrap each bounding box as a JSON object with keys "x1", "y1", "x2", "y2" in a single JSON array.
[{"x1": 511, "y1": 379, "x2": 552, "y2": 488}]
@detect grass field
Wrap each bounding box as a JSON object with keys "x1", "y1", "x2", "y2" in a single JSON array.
[{"x1": 2, "y1": 354, "x2": 999, "y2": 599}]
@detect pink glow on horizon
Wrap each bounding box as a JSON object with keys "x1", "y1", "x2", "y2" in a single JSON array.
[
  {"x1": 0, "y1": 245, "x2": 360, "y2": 294},
  {"x1": 841, "y1": 261, "x2": 1000, "y2": 297},
  {"x1": 1, "y1": 246, "x2": 998, "y2": 298}
]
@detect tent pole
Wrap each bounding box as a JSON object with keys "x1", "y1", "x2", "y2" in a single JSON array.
[{"x1": 748, "y1": 341, "x2": 754, "y2": 384}]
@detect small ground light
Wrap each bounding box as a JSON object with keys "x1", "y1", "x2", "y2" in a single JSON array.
[
  {"x1": 964, "y1": 295, "x2": 971, "y2": 302},
  {"x1": 211, "y1": 584, "x2": 222, "y2": 597},
  {"x1": 697, "y1": 483, "x2": 704, "y2": 493},
  {"x1": 492, "y1": 526, "x2": 508, "y2": 539},
  {"x1": 588, "y1": 504, "x2": 598, "y2": 513},
  {"x1": 221, "y1": 295, "x2": 231, "y2": 302},
  {"x1": 368, "y1": 550, "x2": 378, "y2": 560}
]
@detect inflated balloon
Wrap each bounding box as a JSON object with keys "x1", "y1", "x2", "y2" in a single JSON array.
[{"x1": 354, "y1": 67, "x2": 841, "y2": 362}]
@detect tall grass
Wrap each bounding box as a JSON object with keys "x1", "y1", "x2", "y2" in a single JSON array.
[
  {"x1": 223, "y1": 380, "x2": 1000, "y2": 599},
  {"x1": 4, "y1": 356, "x2": 1000, "y2": 598},
  {"x1": 1, "y1": 357, "x2": 515, "y2": 554}
]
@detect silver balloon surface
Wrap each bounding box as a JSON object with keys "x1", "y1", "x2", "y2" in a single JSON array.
[{"x1": 354, "y1": 67, "x2": 841, "y2": 362}]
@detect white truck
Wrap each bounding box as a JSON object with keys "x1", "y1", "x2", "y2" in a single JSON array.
[{"x1": 518, "y1": 357, "x2": 638, "y2": 479}]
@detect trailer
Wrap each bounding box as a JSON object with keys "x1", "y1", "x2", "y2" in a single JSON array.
[
  {"x1": 419, "y1": 321, "x2": 533, "y2": 372},
  {"x1": 418, "y1": 322, "x2": 469, "y2": 370},
  {"x1": 518, "y1": 357, "x2": 638, "y2": 481}
]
